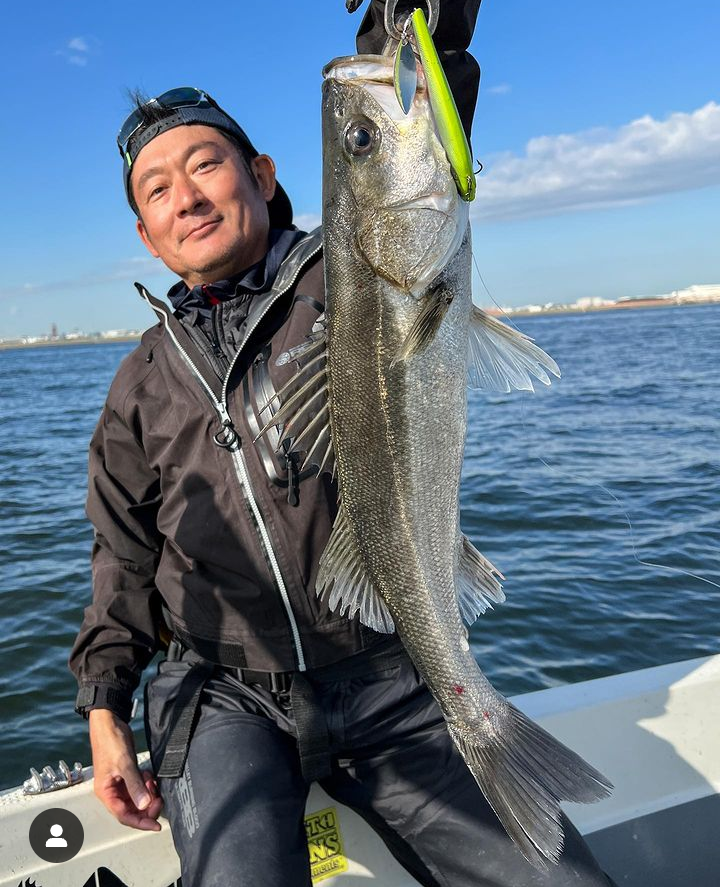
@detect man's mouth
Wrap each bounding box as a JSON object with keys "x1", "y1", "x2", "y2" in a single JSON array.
[{"x1": 183, "y1": 218, "x2": 222, "y2": 241}]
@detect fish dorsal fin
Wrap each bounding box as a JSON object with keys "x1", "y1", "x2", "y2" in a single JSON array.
[
  {"x1": 468, "y1": 306, "x2": 561, "y2": 392},
  {"x1": 254, "y1": 322, "x2": 336, "y2": 477},
  {"x1": 458, "y1": 535, "x2": 506, "y2": 625},
  {"x1": 396, "y1": 282, "x2": 453, "y2": 363},
  {"x1": 317, "y1": 502, "x2": 395, "y2": 633}
]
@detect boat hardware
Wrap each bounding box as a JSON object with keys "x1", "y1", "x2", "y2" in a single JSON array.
[{"x1": 23, "y1": 760, "x2": 84, "y2": 795}]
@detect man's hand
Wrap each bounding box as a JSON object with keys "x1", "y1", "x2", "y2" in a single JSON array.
[{"x1": 89, "y1": 709, "x2": 163, "y2": 831}]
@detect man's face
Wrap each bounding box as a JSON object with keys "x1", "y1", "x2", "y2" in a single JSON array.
[{"x1": 133, "y1": 125, "x2": 277, "y2": 286}]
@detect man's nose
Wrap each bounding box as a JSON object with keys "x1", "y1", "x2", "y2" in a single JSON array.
[{"x1": 175, "y1": 177, "x2": 208, "y2": 214}]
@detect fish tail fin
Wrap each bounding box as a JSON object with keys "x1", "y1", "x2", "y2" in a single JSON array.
[{"x1": 449, "y1": 701, "x2": 612, "y2": 869}]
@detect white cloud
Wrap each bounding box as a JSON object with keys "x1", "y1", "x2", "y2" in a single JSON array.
[
  {"x1": 0, "y1": 256, "x2": 166, "y2": 300},
  {"x1": 294, "y1": 212, "x2": 322, "y2": 232},
  {"x1": 57, "y1": 35, "x2": 98, "y2": 67},
  {"x1": 485, "y1": 83, "x2": 511, "y2": 96},
  {"x1": 472, "y1": 101, "x2": 720, "y2": 222}
]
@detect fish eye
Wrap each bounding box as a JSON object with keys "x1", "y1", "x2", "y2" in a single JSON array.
[{"x1": 344, "y1": 120, "x2": 380, "y2": 157}]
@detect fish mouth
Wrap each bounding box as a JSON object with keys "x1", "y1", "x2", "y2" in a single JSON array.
[
  {"x1": 323, "y1": 54, "x2": 406, "y2": 84},
  {"x1": 386, "y1": 191, "x2": 456, "y2": 215}
]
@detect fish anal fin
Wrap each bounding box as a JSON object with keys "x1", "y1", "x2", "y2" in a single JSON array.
[
  {"x1": 317, "y1": 504, "x2": 395, "y2": 633},
  {"x1": 468, "y1": 305, "x2": 561, "y2": 393},
  {"x1": 457, "y1": 535, "x2": 505, "y2": 625}
]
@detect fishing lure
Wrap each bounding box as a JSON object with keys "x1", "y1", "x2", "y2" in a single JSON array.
[{"x1": 392, "y1": 8, "x2": 476, "y2": 201}]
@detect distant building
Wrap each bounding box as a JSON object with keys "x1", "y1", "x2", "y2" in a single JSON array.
[
  {"x1": 574, "y1": 296, "x2": 615, "y2": 310},
  {"x1": 671, "y1": 284, "x2": 720, "y2": 303}
]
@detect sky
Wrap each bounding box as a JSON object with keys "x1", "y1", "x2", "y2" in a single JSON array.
[{"x1": 1, "y1": 0, "x2": 718, "y2": 338}]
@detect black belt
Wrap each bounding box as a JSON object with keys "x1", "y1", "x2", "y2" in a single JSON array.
[{"x1": 158, "y1": 637, "x2": 408, "y2": 783}]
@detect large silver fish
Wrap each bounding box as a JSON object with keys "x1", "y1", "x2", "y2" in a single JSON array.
[{"x1": 260, "y1": 54, "x2": 612, "y2": 867}]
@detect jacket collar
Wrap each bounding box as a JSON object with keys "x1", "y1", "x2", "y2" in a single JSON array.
[
  {"x1": 167, "y1": 227, "x2": 306, "y2": 321},
  {"x1": 136, "y1": 225, "x2": 323, "y2": 400}
]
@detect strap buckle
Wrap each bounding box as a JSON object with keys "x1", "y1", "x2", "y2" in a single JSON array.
[
  {"x1": 268, "y1": 671, "x2": 294, "y2": 695},
  {"x1": 239, "y1": 667, "x2": 294, "y2": 696}
]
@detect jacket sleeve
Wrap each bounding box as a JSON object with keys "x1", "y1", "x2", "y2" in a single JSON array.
[
  {"x1": 356, "y1": 0, "x2": 482, "y2": 144},
  {"x1": 68, "y1": 395, "x2": 165, "y2": 722}
]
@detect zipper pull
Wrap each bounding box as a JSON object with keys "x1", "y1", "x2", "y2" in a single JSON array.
[
  {"x1": 213, "y1": 404, "x2": 239, "y2": 449},
  {"x1": 286, "y1": 453, "x2": 299, "y2": 506}
]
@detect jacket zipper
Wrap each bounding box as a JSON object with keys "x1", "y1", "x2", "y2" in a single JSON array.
[
  {"x1": 138, "y1": 242, "x2": 323, "y2": 672},
  {"x1": 210, "y1": 305, "x2": 229, "y2": 370}
]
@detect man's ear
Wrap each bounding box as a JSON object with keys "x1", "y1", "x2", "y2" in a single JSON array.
[
  {"x1": 251, "y1": 155, "x2": 277, "y2": 202},
  {"x1": 137, "y1": 218, "x2": 161, "y2": 259}
]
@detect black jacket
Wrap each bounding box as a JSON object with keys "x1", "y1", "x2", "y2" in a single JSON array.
[{"x1": 69, "y1": 0, "x2": 483, "y2": 721}]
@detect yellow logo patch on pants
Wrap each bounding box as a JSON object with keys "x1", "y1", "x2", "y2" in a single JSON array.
[{"x1": 305, "y1": 807, "x2": 349, "y2": 882}]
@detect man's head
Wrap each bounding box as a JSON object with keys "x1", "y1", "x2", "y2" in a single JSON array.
[{"x1": 119, "y1": 88, "x2": 293, "y2": 286}]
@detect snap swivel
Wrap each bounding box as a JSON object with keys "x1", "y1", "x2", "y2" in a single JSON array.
[{"x1": 384, "y1": 0, "x2": 438, "y2": 41}]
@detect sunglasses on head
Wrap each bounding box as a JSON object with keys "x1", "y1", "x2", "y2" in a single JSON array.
[{"x1": 117, "y1": 87, "x2": 217, "y2": 159}]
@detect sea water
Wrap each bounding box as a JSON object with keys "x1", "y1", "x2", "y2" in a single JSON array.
[{"x1": 1, "y1": 304, "x2": 718, "y2": 789}]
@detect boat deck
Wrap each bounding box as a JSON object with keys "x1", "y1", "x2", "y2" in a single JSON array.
[{"x1": 2, "y1": 654, "x2": 718, "y2": 886}]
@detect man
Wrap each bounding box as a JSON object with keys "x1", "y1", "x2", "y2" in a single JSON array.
[{"x1": 70, "y1": 2, "x2": 618, "y2": 884}]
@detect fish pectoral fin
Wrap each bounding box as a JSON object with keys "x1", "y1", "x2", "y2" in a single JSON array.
[
  {"x1": 467, "y1": 306, "x2": 561, "y2": 392},
  {"x1": 457, "y1": 535, "x2": 505, "y2": 625},
  {"x1": 396, "y1": 283, "x2": 453, "y2": 363},
  {"x1": 317, "y1": 503, "x2": 395, "y2": 633},
  {"x1": 254, "y1": 324, "x2": 336, "y2": 477},
  {"x1": 449, "y1": 701, "x2": 612, "y2": 869}
]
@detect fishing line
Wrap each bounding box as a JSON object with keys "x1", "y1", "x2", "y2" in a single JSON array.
[
  {"x1": 471, "y1": 252, "x2": 520, "y2": 331},
  {"x1": 470, "y1": 255, "x2": 720, "y2": 592},
  {"x1": 518, "y1": 395, "x2": 720, "y2": 591}
]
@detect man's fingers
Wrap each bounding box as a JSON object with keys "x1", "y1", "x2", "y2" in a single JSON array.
[
  {"x1": 100, "y1": 775, "x2": 163, "y2": 830},
  {"x1": 141, "y1": 768, "x2": 159, "y2": 797},
  {"x1": 118, "y1": 762, "x2": 153, "y2": 810},
  {"x1": 88, "y1": 711, "x2": 162, "y2": 830},
  {"x1": 107, "y1": 800, "x2": 162, "y2": 831},
  {"x1": 141, "y1": 769, "x2": 164, "y2": 818},
  {"x1": 145, "y1": 795, "x2": 165, "y2": 820}
]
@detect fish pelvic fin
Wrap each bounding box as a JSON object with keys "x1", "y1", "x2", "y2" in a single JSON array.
[
  {"x1": 254, "y1": 323, "x2": 336, "y2": 477},
  {"x1": 317, "y1": 502, "x2": 395, "y2": 633},
  {"x1": 395, "y1": 282, "x2": 453, "y2": 364},
  {"x1": 468, "y1": 306, "x2": 561, "y2": 393},
  {"x1": 457, "y1": 535, "x2": 505, "y2": 625},
  {"x1": 448, "y1": 701, "x2": 613, "y2": 869}
]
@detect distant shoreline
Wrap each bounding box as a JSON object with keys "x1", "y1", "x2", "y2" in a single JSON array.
[
  {"x1": 1, "y1": 298, "x2": 718, "y2": 352},
  {"x1": 484, "y1": 297, "x2": 720, "y2": 319},
  {"x1": 0, "y1": 335, "x2": 142, "y2": 352}
]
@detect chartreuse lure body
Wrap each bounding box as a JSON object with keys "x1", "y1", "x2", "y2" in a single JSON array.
[{"x1": 408, "y1": 7, "x2": 476, "y2": 201}]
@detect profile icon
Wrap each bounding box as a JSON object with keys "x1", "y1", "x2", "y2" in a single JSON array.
[
  {"x1": 45, "y1": 823, "x2": 68, "y2": 848},
  {"x1": 29, "y1": 808, "x2": 83, "y2": 863}
]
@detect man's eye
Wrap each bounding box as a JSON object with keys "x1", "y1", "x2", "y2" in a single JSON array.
[
  {"x1": 196, "y1": 160, "x2": 219, "y2": 172},
  {"x1": 149, "y1": 185, "x2": 166, "y2": 199}
]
